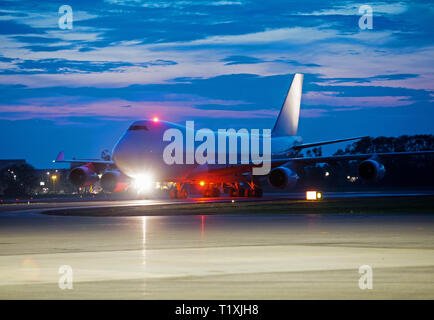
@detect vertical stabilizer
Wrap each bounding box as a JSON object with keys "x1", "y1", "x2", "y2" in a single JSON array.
[{"x1": 272, "y1": 73, "x2": 303, "y2": 137}]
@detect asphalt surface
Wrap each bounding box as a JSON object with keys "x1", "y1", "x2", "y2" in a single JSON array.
[
  {"x1": 0, "y1": 191, "x2": 433, "y2": 299},
  {"x1": 1, "y1": 190, "x2": 434, "y2": 214}
]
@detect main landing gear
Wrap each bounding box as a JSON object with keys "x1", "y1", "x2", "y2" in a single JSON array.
[
  {"x1": 201, "y1": 185, "x2": 221, "y2": 198},
  {"x1": 228, "y1": 182, "x2": 263, "y2": 198},
  {"x1": 200, "y1": 183, "x2": 261, "y2": 198},
  {"x1": 170, "y1": 182, "x2": 263, "y2": 199}
]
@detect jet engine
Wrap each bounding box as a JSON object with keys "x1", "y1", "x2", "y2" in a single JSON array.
[
  {"x1": 358, "y1": 159, "x2": 385, "y2": 181},
  {"x1": 268, "y1": 166, "x2": 299, "y2": 189},
  {"x1": 100, "y1": 170, "x2": 129, "y2": 192},
  {"x1": 68, "y1": 163, "x2": 98, "y2": 187}
]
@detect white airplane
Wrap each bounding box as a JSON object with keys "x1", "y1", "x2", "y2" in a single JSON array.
[{"x1": 55, "y1": 73, "x2": 434, "y2": 198}]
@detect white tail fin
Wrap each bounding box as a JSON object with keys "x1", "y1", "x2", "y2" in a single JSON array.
[{"x1": 272, "y1": 73, "x2": 303, "y2": 137}]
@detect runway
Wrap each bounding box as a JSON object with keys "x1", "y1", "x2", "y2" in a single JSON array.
[
  {"x1": 1, "y1": 190, "x2": 434, "y2": 215},
  {"x1": 0, "y1": 191, "x2": 433, "y2": 299}
]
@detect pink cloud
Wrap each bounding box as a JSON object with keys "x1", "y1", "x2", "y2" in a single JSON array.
[
  {"x1": 0, "y1": 98, "x2": 278, "y2": 122},
  {"x1": 300, "y1": 108, "x2": 329, "y2": 118},
  {"x1": 303, "y1": 91, "x2": 413, "y2": 107}
]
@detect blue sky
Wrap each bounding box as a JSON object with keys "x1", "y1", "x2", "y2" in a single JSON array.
[{"x1": 0, "y1": 0, "x2": 433, "y2": 168}]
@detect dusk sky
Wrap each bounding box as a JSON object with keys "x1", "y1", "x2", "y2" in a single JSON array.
[{"x1": 0, "y1": 0, "x2": 433, "y2": 168}]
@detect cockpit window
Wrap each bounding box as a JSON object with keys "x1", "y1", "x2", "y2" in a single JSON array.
[{"x1": 128, "y1": 125, "x2": 148, "y2": 131}]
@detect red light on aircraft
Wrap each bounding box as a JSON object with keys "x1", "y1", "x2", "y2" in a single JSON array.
[{"x1": 153, "y1": 117, "x2": 159, "y2": 122}]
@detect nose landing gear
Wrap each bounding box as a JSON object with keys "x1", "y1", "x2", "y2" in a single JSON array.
[{"x1": 169, "y1": 183, "x2": 188, "y2": 199}]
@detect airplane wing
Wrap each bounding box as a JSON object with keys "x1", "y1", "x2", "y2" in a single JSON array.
[
  {"x1": 277, "y1": 150, "x2": 434, "y2": 164},
  {"x1": 292, "y1": 136, "x2": 369, "y2": 150},
  {"x1": 199, "y1": 150, "x2": 434, "y2": 179},
  {"x1": 54, "y1": 159, "x2": 115, "y2": 165},
  {"x1": 53, "y1": 151, "x2": 115, "y2": 165}
]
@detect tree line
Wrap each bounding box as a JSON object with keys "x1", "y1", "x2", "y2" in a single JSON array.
[{"x1": 296, "y1": 135, "x2": 434, "y2": 191}]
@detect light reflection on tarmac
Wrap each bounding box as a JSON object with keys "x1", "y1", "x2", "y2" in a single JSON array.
[{"x1": 0, "y1": 193, "x2": 433, "y2": 299}]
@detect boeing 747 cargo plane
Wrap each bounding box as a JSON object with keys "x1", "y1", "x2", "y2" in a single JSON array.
[{"x1": 55, "y1": 74, "x2": 434, "y2": 198}]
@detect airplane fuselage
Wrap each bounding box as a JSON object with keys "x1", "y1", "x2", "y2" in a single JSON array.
[{"x1": 112, "y1": 119, "x2": 302, "y2": 182}]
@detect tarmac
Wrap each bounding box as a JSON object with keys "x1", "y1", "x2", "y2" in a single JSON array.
[{"x1": 0, "y1": 191, "x2": 433, "y2": 299}]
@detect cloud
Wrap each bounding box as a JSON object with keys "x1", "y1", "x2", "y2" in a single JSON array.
[
  {"x1": 12, "y1": 36, "x2": 62, "y2": 44},
  {"x1": 221, "y1": 55, "x2": 321, "y2": 67},
  {"x1": 0, "y1": 20, "x2": 43, "y2": 35},
  {"x1": 297, "y1": 2, "x2": 408, "y2": 16},
  {"x1": 222, "y1": 55, "x2": 264, "y2": 65},
  {"x1": 327, "y1": 73, "x2": 420, "y2": 84},
  {"x1": 0, "y1": 58, "x2": 177, "y2": 75},
  {"x1": 303, "y1": 91, "x2": 413, "y2": 108},
  {"x1": 177, "y1": 27, "x2": 338, "y2": 46},
  {"x1": 0, "y1": 72, "x2": 431, "y2": 125},
  {"x1": 22, "y1": 45, "x2": 75, "y2": 52}
]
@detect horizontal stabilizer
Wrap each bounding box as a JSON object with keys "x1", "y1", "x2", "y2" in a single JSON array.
[
  {"x1": 55, "y1": 151, "x2": 64, "y2": 161},
  {"x1": 53, "y1": 151, "x2": 114, "y2": 165}
]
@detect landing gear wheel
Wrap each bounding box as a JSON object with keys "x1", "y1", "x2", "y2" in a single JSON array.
[
  {"x1": 244, "y1": 188, "x2": 251, "y2": 197},
  {"x1": 211, "y1": 187, "x2": 220, "y2": 197},
  {"x1": 229, "y1": 187, "x2": 244, "y2": 197},
  {"x1": 238, "y1": 187, "x2": 245, "y2": 197},
  {"x1": 170, "y1": 186, "x2": 188, "y2": 199},
  {"x1": 179, "y1": 188, "x2": 188, "y2": 199},
  {"x1": 202, "y1": 188, "x2": 210, "y2": 198},
  {"x1": 202, "y1": 186, "x2": 220, "y2": 197},
  {"x1": 229, "y1": 188, "x2": 235, "y2": 197},
  {"x1": 245, "y1": 187, "x2": 263, "y2": 197},
  {"x1": 170, "y1": 188, "x2": 178, "y2": 199}
]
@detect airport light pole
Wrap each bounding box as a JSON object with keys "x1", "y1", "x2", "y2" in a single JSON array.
[{"x1": 51, "y1": 175, "x2": 57, "y2": 193}]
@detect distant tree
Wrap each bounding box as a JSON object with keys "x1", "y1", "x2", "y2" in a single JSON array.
[
  {"x1": 332, "y1": 135, "x2": 434, "y2": 188},
  {"x1": 305, "y1": 147, "x2": 322, "y2": 158},
  {"x1": 0, "y1": 164, "x2": 39, "y2": 196},
  {"x1": 312, "y1": 147, "x2": 322, "y2": 157},
  {"x1": 296, "y1": 135, "x2": 434, "y2": 191},
  {"x1": 334, "y1": 135, "x2": 434, "y2": 155}
]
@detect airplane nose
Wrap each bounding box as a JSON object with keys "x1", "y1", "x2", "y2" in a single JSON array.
[
  {"x1": 112, "y1": 123, "x2": 168, "y2": 179},
  {"x1": 112, "y1": 141, "x2": 122, "y2": 166},
  {"x1": 112, "y1": 137, "x2": 141, "y2": 177}
]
